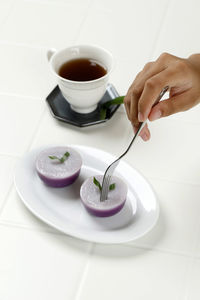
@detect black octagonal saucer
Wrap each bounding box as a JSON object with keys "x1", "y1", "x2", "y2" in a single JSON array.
[{"x1": 46, "y1": 83, "x2": 120, "y2": 127}]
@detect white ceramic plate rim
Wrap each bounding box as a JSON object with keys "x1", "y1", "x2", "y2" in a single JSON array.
[{"x1": 14, "y1": 145, "x2": 159, "y2": 244}]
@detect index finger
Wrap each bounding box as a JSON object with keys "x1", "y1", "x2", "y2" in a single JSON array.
[{"x1": 137, "y1": 67, "x2": 179, "y2": 121}]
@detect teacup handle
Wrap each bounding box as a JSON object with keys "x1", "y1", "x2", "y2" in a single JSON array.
[{"x1": 47, "y1": 48, "x2": 56, "y2": 61}]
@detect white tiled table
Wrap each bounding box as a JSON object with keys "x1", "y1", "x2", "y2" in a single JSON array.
[{"x1": 0, "y1": 0, "x2": 200, "y2": 299}]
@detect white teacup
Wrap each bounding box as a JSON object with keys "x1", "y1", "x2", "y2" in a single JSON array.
[{"x1": 47, "y1": 45, "x2": 113, "y2": 114}]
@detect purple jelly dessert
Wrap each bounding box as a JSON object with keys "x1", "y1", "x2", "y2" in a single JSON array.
[
  {"x1": 36, "y1": 146, "x2": 82, "y2": 187},
  {"x1": 80, "y1": 175, "x2": 127, "y2": 217}
]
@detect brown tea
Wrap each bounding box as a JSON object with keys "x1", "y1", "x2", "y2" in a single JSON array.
[{"x1": 58, "y1": 58, "x2": 107, "y2": 82}]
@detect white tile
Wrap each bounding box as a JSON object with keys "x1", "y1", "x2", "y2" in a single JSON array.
[
  {"x1": 0, "y1": 187, "x2": 56, "y2": 231},
  {"x1": 77, "y1": 244, "x2": 189, "y2": 300},
  {"x1": 0, "y1": 44, "x2": 56, "y2": 98},
  {"x1": 193, "y1": 204, "x2": 200, "y2": 257},
  {"x1": 124, "y1": 117, "x2": 200, "y2": 184},
  {"x1": 0, "y1": 156, "x2": 17, "y2": 209},
  {"x1": 169, "y1": 104, "x2": 200, "y2": 125},
  {"x1": 76, "y1": 0, "x2": 168, "y2": 61},
  {"x1": 24, "y1": 0, "x2": 91, "y2": 7},
  {"x1": 152, "y1": 0, "x2": 200, "y2": 59},
  {"x1": 0, "y1": 1, "x2": 88, "y2": 48},
  {"x1": 117, "y1": 103, "x2": 126, "y2": 114},
  {"x1": 0, "y1": 0, "x2": 14, "y2": 26},
  {"x1": 110, "y1": 58, "x2": 143, "y2": 97},
  {"x1": 31, "y1": 109, "x2": 132, "y2": 158},
  {"x1": 0, "y1": 225, "x2": 91, "y2": 300},
  {"x1": 184, "y1": 258, "x2": 200, "y2": 300},
  {"x1": 129, "y1": 178, "x2": 200, "y2": 256},
  {"x1": 0, "y1": 95, "x2": 45, "y2": 156},
  {"x1": 91, "y1": 0, "x2": 167, "y2": 12}
]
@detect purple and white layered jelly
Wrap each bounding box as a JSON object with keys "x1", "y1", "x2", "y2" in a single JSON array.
[
  {"x1": 36, "y1": 147, "x2": 82, "y2": 187},
  {"x1": 80, "y1": 175, "x2": 127, "y2": 217}
]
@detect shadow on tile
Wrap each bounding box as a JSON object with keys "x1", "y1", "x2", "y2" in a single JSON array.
[
  {"x1": 90, "y1": 209, "x2": 166, "y2": 258},
  {"x1": 128, "y1": 207, "x2": 166, "y2": 250}
]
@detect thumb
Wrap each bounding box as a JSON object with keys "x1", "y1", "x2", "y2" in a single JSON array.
[{"x1": 148, "y1": 91, "x2": 192, "y2": 121}]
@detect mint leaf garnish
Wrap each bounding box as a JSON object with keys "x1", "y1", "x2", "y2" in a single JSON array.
[
  {"x1": 100, "y1": 96, "x2": 124, "y2": 120},
  {"x1": 93, "y1": 177, "x2": 116, "y2": 194},
  {"x1": 93, "y1": 177, "x2": 102, "y2": 191},
  {"x1": 60, "y1": 152, "x2": 70, "y2": 162},
  {"x1": 109, "y1": 183, "x2": 115, "y2": 190},
  {"x1": 49, "y1": 151, "x2": 70, "y2": 163},
  {"x1": 49, "y1": 155, "x2": 59, "y2": 160},
  {"x1": 100, "y1": 108, "x2": 107, "y2": 120},
  {"x1": 103, "y1": 96, "x2": 125, "y2": 109}
]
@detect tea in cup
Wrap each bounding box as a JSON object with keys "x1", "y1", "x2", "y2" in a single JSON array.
[{"x1": 47, "y1": 45, "x2": 113, "y2": 114}]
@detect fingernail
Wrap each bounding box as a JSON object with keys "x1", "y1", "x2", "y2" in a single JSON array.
[
  {"x1": 141, "y1": 133, "x2": 149, "y2": 141},
  {"x1": 138, "y1": 112, "x2": 144, "y2": 122},
  {"x1": 151, "y1": 110, "x2": 162, "y2": 121}
]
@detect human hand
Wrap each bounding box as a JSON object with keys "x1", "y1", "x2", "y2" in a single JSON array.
[{"x1": 124, "y1": 53, "x2": 200, "y2": 141}]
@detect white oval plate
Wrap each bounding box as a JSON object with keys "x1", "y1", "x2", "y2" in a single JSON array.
[{"x1": 14, "y1": 145, "x2": 159, "y2": 244}]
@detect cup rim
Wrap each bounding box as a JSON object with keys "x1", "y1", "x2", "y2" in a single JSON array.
[{"x1": 49, "y1": 44, "x2": 113, "y2": 84}]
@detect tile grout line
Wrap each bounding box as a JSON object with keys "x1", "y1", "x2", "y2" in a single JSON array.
[
  {"x1": 181, "y1": 256, "x2": 195, "y2": 300},
  {"x1": 23, "y1": 105, "x2": 47, "y2": 152},
  {"x1": 124, "y1": 243, "x2": 198, "y2": 260},
  {"x1": 0, "y1": 106, "x2": 47, "y2": 218},
  {"x1": 0, "y1": 39, "x2": 48, "y2": 50},
  {"x1": 73, "y1": 0, "x2": 94, "y2": 44},
  {"x1": 0, "y1": 91, "x2": 42, "y2": 101},
  {"x1": 179, "y1": 257, "x2": 198, "y2": 300},
  {"x1": 21, "y1": 0, "x2": 91, "y2": 9},
  {"x1": 189, "y1": 207, "x2": 200, "y2": 260},
  {"x1": 119, "y1": 105, "x2": 200, "y2": 126},
  {"x1": 0, "y1": 0, "x2": 93, "y2": 50},
  {"x1": 164, "y1": 117, "x2": 200, "y2": 126},
  {"x1": 74, "y1": 243, "x2": 95, "y2": 300},
  {"x1": 1, "y1": 213, "x2": 200, "y2": 261},
  {"x1": 1, "y1": 86, "x2": 200, "y2": 126},
  {"x1": 182, "y1": 254, "x2": 200, "y2": 299},
  {"x1": 1, "y1": 0, "x2": 198, "y2": 280},
  {"x1": 0, "y1": 219, "x2": 67, "y2": 236},
  {"x1": 146, "y1": 175, "x2": 200, "y2": 188},
  {"x1": 0, "y1": 153, "x2": 20, "y2": 159},
  {"x1": 148, "y1": 0, "x2": 172, "y2": 60},
  {"x1": 0, "y1": 183, "x2": 14, "y2": 218},
  {"x1": 1, "y1": 217, "x2": 200, "y2": 261},
  {"x1": 0, "y1": 0, "x2": 15, "y2": 28}
]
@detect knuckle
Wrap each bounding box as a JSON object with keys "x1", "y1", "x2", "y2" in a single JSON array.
[
  {"x1": 176, "y1": 60, "x2": 188, "y2": 72},
  {"x1": 128, "y1": 71, "x2": 143, "y2": 93},
  {"x1": 135, "y1": 71, "x2": 142, "y2": 80},
  {"x1": 143, "y1": 61, "x2": 153, "y2": 71},
  {"x1": 166, "y1": 66, "x2": 176, "y2": 77},
  {"x1": 158, "y1": 52, "x2": 170, "y2": 62},
  {"x1": 145, "y1": 75, "x2": 163, "y2": 90},
  {"x1": 132, "y1": 85, "x2": 141, "y2": 95},
  {"x1": 145, "y1": 78, "x2": 155, "y2": 89}
]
